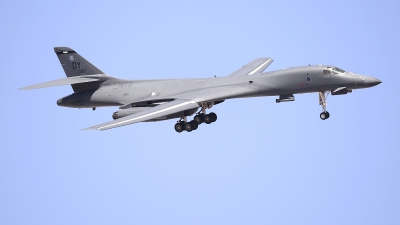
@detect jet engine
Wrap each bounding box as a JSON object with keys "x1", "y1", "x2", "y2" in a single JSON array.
[{"x1": 112, "y1": 106, "x2": 199, "y2": 121}]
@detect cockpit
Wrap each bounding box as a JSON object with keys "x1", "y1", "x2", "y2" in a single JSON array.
[{"x1": 323, "y1": 67, "x2": 346, "y2": 75}]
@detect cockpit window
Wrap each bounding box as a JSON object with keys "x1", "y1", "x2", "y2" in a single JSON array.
[
  {"x1": 323, "y1": 70, "x2": 332, "y2": 75},
  {"x1": 332, "y1": 67, "x2": 346, "y2": 74}
]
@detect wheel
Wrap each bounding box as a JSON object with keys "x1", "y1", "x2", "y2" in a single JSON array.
[
  {"x1": 325, "y1": 111, "x2": 330, "y2": 119},
  {"x1": 320, "y1": 112, "x2": 327, "y2": 120},
  {"x1": 194, "y1": 114, "x2": 204, "y2": 124},
  {"x1": 209, "y1": 112, "x2": 217, "y2": 122},
  {"x1": 174, "y1": 122, "x2": 184, "y2": 133},
  {"x1": 191, "y1": 121, "x2": 198, "y2": 130},
  {"x1": 185, "y1": 122, "x2": 193, "y2": 132},
  {"x1": 204, "y1": 114, "x2": 212, "y2": 124}
]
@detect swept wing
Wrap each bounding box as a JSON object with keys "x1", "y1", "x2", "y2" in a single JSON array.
[
  {"x1": 227, "y1": 58, "x2": 273, "y2": 77},
  {"x1": 84, "y1": 99, "x2": 199, "y2": 131},
  {"x1": 84, "y1": 84, "x2": 259, "y2": 131}
]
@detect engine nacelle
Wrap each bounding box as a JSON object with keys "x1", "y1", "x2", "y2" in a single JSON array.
[
  {"x1": 112, "y1": 107, "x2": 151, "y2": 119},
  {"x1": 112, "y1": 106, "x2": 198, "y2": 121}
]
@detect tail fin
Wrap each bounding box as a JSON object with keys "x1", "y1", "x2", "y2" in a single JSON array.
[
  {"x1": 54, "y1": 47, "x2": 104, "y2": 77},
  {"x1": 54, "y1": 47, "x2": 104, "y2": 92}
]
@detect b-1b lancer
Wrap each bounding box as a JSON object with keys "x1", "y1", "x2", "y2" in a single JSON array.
[{"x1": 20, "y1": 47, "x2": 381, "y2": 132}]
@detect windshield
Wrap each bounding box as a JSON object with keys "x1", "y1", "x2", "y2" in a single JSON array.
[{"x1": 332, "y1": 67, "x2": 346, "y2": 74}]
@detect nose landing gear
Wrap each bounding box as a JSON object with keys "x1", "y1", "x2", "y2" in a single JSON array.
[
  {"x1": 320, "y1": 111, "x2": 330, "y2": 120},
  {"x1": 319, "y1": 91, "x2": 330, "y2": 120}
]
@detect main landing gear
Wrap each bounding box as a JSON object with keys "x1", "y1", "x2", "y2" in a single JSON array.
[
  {"x1": 174, "y1": 102, "x2": 217, "y2": 133},
  {"x1": 319, "y1": 91, "x2": 330, "y2": 120},
  {"x1": 174, "y1": 112, "x2": 217, "y2": 133}
]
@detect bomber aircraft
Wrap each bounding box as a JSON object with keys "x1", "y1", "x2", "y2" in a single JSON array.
[{"x1": 20, "y1": 47, "x2": 381, "y2": 132}]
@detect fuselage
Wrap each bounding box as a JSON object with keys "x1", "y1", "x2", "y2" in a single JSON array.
[
  {"x1": 57, "y1": 65, "x2": 381, "y2": 108},
  {"x1": 20, "y1": 47, "x2": 383, "y2": 130}
]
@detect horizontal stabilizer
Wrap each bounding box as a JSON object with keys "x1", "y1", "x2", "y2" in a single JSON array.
[
  {"x1": 228, "y1": 58, "x2": 273, "y2": 77},
  {"x1": 19, "y1": 74, "x2": 108, "y2": 90}
]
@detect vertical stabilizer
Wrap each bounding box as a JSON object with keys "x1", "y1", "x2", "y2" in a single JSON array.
[{"x1": 54, "y1": 47, "x2": 104, "y2": 92}]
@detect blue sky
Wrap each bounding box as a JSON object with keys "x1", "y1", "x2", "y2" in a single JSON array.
[{"x1": 1, "y1": 0, "x2": 399, "y2": 224}]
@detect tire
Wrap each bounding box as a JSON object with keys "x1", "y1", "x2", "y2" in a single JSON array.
[
  {"x1": 185, "y1": 122, "x2": 193, "y2": 132},
  {"x1": 320, "y1": 112, "x2": 326, "y2": 120},
  {"x1": 194, "y1": 114, "x2": 204, "y2": 124},
  {"x1": 209, "y1": 112, "x2": 217, "y2": 122},
  {"x1": 191, "y1": 121, "x2": 198, "y2": 130},
  {"x1": 326, "y1": 111, "x2": 330, "y2": 119},
  {"x1": 204, "y1": 114, "x2": 212, "y2": 124},
  {"x1": 174, "y1": 123, "x2": 184, "y2": 133}
]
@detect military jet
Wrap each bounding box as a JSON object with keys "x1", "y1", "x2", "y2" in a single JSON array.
[{"x1": 20, "y1": 47, "x2": 381, "y2": 132}]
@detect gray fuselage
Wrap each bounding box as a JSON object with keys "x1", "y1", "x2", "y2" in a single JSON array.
[{"x1": 57, "y1": 65, "x2": 377, "y2": 109}]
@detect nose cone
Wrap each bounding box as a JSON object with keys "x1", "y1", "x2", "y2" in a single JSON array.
[{"x1": 364, "y1": 76, "x2": 382, "y2": 87}]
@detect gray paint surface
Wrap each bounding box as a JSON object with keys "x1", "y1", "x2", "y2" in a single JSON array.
[{"x1": 20, "y1": 47, "x2": 381, "y2": 131}]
